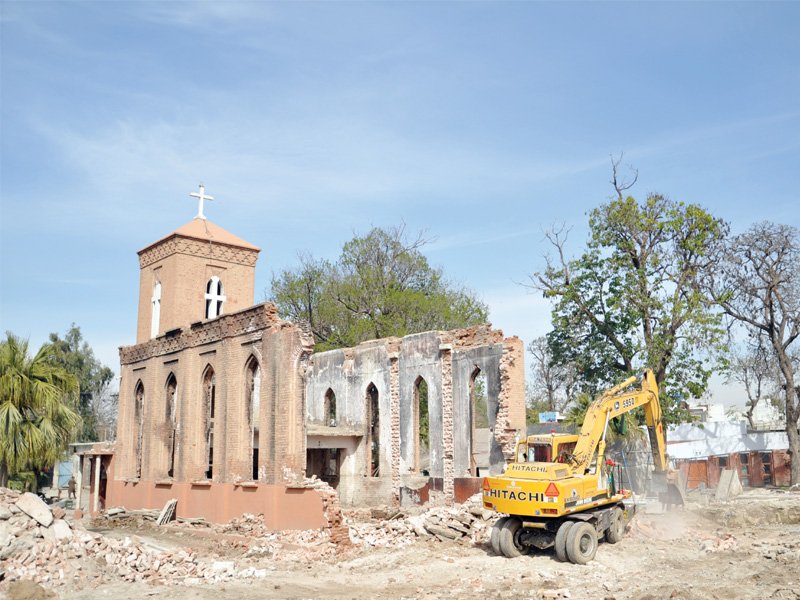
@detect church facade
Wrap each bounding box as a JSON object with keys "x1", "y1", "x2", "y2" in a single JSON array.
[{"x1": 109, "y1": 190, "x2": 525, "y2": 526}]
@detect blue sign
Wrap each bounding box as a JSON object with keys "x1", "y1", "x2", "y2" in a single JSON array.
[{"x1": 539, "y1": 411, "x2": 558, "y2": 423}]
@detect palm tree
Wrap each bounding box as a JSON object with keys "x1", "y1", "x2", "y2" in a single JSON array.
[{"x1": 0, "y1": 333, "x2": 81, "y2": 487}]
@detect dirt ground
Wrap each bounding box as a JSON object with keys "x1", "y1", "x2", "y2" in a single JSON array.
[{"x1": 5, "y1": 489, "x2": 800, "y2": 600}]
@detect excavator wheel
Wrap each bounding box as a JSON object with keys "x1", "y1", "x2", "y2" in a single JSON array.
[
  {"x1": 554, "y1": 521, "x2": 575, "y2": 562},
  {"x1": 565, "y1": 522, "x2": 598, "y2": 564},
  {"x1": 605, "y1": 507, "x2": 625, "y2": 544},
  {"x1": 490, "y1": 517, "x2": 509, "y2": 556},
  {"x1": 498, "y1": 517, "x2": 528, "y2": 558}
]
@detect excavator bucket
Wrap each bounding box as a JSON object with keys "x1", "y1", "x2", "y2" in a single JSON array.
[{"x1": 651, "y1": 470, "x2": 687, "y2": 508}]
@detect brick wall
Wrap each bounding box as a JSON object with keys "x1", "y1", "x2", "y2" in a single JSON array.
[
  {"x1": 136, "y1": 234, "x2": 258, "y2": 344},
  {"x1": 116, "y1": 304, "x2": 311, "y2": 491}
]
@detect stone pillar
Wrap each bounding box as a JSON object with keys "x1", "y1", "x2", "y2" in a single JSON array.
[
  {"x1": 389, "y1": 352, "x2": 400, "y2": 506},
  {"x1": 75, "y1": 456, "x2": 83, "y2": 510},
  {"x1": 439, "y1": 344, "x2": 454, "y2": 505},
  {"x1": 92, "y1": 456, "x2": 101, "y2": 515}
]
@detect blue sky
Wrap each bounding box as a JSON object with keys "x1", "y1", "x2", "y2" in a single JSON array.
[{"x1": 1, "y1": 1, "x2": 798, "y2": 406}]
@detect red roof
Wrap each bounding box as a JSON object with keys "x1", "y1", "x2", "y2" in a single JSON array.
[{"x1": 139, "y1": 218, "x2": 260, "y2": 254}]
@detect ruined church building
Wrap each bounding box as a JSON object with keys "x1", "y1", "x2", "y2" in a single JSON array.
[{"x1": 111, "y1": 190, "x2": 525, "y2": 526}]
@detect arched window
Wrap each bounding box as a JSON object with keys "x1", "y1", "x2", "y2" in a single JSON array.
[
  {"x1": 165, "y1": 374, "x2": 177, "y2": 478},
  {"x1": 245, "y1": 357, "x2": 261, "y2": 481},
  {"x1": 205, "y1": 276, "x2": 226, "y2": 319},
  {"x1": 414, "y1": 376, "x2": 429, "y2": 473},
  {"x1": 202, "y1": 367, "x2": 216, "y2": 479},
  {"x1": 366, "y1": 383, "x2": 379, "y2": 477},
  {"x1": 324, "y1": 388, "x2": 337, "y2": 426},
  {"x1": 150, "y1": 281, "x2": 161, "y2": 338},
  {"x1": 470, "y1": 368, "x2": 489, "y2": 476},
  {"x1": 134, "y1": 381, "x2": 145, "y2": 478}
]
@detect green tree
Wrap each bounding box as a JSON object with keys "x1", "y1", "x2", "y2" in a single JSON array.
[
  {"x1": 270, "y1": 225, "x2": 489, "y2": 351},
  {"x1": 533, "y1": 165, "x2": 727, "y2": 423},
  {"x1": 564, "y1": 390, "x2": 643, "y2": 441},
  {"x1": 0, "y1": 333, "x2": 82, "y2": 487},
  {"x1": 48, "y1": 325, "x2": 115, "y2": 441}
]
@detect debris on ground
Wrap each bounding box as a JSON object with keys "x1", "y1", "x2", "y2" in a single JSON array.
[
  {"x1": 2, "y1": 486, "x2": 800, "y2": 599},
  {"x1": 347, "y1": 493, "x2": 497, "y2": 547}
]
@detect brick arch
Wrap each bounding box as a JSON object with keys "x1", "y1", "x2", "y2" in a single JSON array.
[
  {"x1": 164, "y1": 373, "x2": 178, "y2": 478},
  {"x1": 244, "y1": 355, "x2": 261, "y2": 481},
  {"x1": 133, "y1": 380, "x2": 145, "y2": 478},
  {"x1": 201, "y1": 365, "x2": 216, "y2": 480}
]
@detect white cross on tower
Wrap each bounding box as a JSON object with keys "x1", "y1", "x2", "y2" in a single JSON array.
[{"x1": 189, "y1": 184, "x2": 215, "y2": 220}]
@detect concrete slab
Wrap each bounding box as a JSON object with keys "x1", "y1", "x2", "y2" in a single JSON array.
[
  {"x1": 15, "y1": 492, "x2": 53, "y2": 527},
  {"x1": 52, "y1": 519, "x2": 73, "y2": 540},
  {"x1": 715, "y1": 469, "x2": 743, "y2": 502}
]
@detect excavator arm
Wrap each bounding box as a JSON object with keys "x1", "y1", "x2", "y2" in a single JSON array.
[{"x1": 569, "y1": 369, "x2": 667, "y2": 475}]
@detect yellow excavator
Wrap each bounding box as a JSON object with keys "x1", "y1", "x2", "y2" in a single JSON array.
[{"x1": 483, "y1": 369, "x2": 684, "y2": 564}]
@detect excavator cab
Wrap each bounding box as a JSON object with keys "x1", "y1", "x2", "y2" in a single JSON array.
[{"x1": 515, "y1": 434, "x2": 578, "y2": 464}]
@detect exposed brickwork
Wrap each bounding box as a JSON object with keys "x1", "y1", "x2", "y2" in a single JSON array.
[
  {"x1": 496, "y1": 337, "x2": 526, "y2": 463},
  {"x1": 135, "y1": 229, "x2": 259, "y2": 344},
  {"x1": 448, "y1": 325, "x2": 505, "y2": 349},
  {"x1": 305, "y1": 327, "x2": 526, "y2": 507},
  {"x1": 439, "y1": 346, "x2": 455, "y2": 505},
  {"x1": 389, "y1": 352, "x2": 401, "y2": 506},
  {"x1": 282, "y1": 471, "x2": 351, "y2": 546},
  {"x1": 139, "y1": 235, "x2": 259, "y2": 269},
  {"x1": 123, "y1": 303, "x2": 283, "y2": 365},
  {"x1": 116, "y1": 303, "x2": 310, "y2": 490},
  {"x1": 117, "y1": 218, "x2": 527, "y2": 522}
]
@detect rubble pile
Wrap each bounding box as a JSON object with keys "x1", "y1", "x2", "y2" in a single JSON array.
[
  {"x1": 0, "y1": 488, "x2": 275, "y2": 590},
  {"x1": 221, "y1": 512, "x2": 333, "y2": 556},
  {"x1": 281, "y1": 469, "x2": 351, "y2": 545},
  {"x1": 698, "y1": 531, "x2": 738, "y2": 553},
  {"x1": 348, "y1": 494, "x2": 497, "y2": 548}
]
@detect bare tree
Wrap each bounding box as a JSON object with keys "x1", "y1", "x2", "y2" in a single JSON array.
[
  {"x1": 731, "y1": 332, "x2": 779, "y2": 429},
  {"x1": 90, "y1": 384, "x2": 119, "y2": 441},
  {"x1": 610, "y1": 153, "x2": 638, "y2": 200},
  {"x1": 709, "y1": 222, "x2": 800, "y2": 484},
  {"x1": 527, "y1": 336, "x2": 577, "y2": 413}
]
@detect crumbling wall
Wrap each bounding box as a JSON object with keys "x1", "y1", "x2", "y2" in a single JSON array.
[{"x1": 304, "y1": 325, "x2": 526, "y2": 507}]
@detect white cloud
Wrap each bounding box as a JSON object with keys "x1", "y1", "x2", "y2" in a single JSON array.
[{"x1": 138, "y1": 2, "x2": 274, "y2": 30}]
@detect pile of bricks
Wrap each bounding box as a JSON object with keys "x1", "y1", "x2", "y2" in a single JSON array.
[
  {"x1": 0, "y1": 488, "x2": 275, "y2": 590},
  {"x1": 347, "y1": 494, "x2": 496, "y2": 548},
  {"x1": 281, "y1": 470, "x2": 351, "y2": 546}
]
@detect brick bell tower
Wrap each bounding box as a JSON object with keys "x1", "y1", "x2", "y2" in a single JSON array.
[{"x1": 135, "y1": 185, "x2": 261, "y2": 343}]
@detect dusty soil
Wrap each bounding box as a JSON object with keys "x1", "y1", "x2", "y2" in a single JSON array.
[{"x1": 5, "y1": 490, "x2": 800, "y2": 600}]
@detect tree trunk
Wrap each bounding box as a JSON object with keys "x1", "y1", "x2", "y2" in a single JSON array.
[
  {"x1": 746, "y1": 407, "x2": 755, "y2": 431},
  {"x1": 787, "y1": 419, "x2": 800, "y2": 486},
  {"x1": 785, "y1": 383, "x2": 799, "y2": 485},
  {"x1": 0, "y1": 462, "x2": 8, "y2": 488}
]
